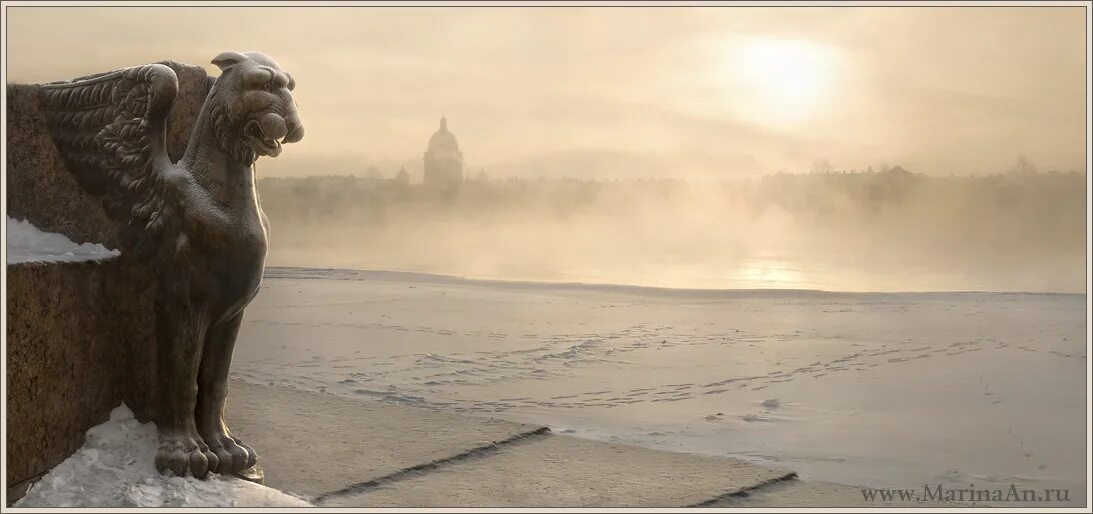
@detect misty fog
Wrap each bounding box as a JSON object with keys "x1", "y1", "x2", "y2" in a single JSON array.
[
  {"x1": 258, "y1": 167, "x2": 1085, "y2": 293},
  {"x1": 8, "y1": 7, "x2": 1085, "y2": 296}
]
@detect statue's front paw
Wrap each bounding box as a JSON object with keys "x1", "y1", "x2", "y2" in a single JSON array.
[
  {"x1": 155, "y1": 431, "x2": 215, "y2": 479},
  {"x1": 204, "y1": 430, "x2": 258, "y2": 474}
]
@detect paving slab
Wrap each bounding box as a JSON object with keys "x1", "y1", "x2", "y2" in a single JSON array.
[
  {"x1": 320, "y1": 432, "x2": 794, "y2": 508},
  {"x1": 224, "y1": 380, "x2": 544, "y2": 498},
  {"x1": 704, "y1": 478, "x2": 894, "y2": 507}
]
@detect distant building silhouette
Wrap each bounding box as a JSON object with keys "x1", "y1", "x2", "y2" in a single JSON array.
[
  {"x1": 396, "y1": 165, "x2": 410, "y2": 184},
  {"x1": 423, "y1": 115, "x2": 464, "y2": 188}
]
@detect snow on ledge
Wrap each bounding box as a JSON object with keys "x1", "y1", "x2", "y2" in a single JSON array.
[
  {"x1": 15, "y1": 404, "x2": 313, "y2": 508},
  {"x1": 6, "y1": 217, "x2": 120, "y2": 264}
]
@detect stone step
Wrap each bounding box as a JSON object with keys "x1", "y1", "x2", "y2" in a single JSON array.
[
  {"x1": 319, "y1": 431, "x2": 792, "y2": 508},
  {"x1": 225, "y1": 379, "x2": 543, "y2": 499},
  {"x1": 227, "y1": 380, "x2": 831, "y2": 507},
  {"x1": 704, "y1": 478, "x2": 892, "y2": 507},
  {"x1": 704, "y1": 478, "x2": 966, "y2": 508}
]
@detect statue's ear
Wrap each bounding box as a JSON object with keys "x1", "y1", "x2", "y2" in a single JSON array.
[{"x1": 212, "y1": 51, "x2": 248, "y2": 71}]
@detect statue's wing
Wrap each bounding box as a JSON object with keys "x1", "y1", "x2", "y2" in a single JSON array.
[{"x1": 38, "y1": 64, "x2": 180, "y2": 258}]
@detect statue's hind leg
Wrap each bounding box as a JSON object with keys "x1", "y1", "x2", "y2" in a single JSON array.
[
  {"x1": 196, "y1": 312, "x2": 258, "y2": 475},
  {"x1": 153, "y1": 303, "x2": 214, "y2": 478}
]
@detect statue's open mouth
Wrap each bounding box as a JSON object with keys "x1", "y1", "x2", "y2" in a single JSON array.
[{"x1": 243, "y1": 119, "x2": 283, "y2": 157}]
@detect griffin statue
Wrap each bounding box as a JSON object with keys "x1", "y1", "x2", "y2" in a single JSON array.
[{"x1": 37, "y1": 51, "x2": 303, "y2": 479}]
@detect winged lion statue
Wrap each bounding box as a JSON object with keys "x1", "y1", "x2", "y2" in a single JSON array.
[{"x1": 36, "y1": 51, "x2": 304, "y2": 479}]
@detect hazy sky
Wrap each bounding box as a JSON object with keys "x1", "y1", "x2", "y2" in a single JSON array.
[{"x1": 5, "y1": 6, "x2": 1087, "y2": 179}]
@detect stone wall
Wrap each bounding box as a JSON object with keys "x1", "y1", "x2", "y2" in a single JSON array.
[
  {"x1": 5, "y1": 259, "x2": 157, "y2": 499},
  {"x1": 5, "y1": 61, "x2": 211, "y2": 502}
]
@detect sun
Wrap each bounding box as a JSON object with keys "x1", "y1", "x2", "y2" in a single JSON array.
[{"x1": 721, "y1": 37, "x2": 841, "y2": 128}]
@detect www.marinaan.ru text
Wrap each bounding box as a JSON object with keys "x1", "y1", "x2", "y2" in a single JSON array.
[{"x1": 861, "y1": 483, "x2": 1070, "y2": 503}]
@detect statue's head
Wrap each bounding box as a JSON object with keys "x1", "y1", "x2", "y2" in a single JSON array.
[{"x1": 207, "y1": 51, "x2": 304, "y2": 164}]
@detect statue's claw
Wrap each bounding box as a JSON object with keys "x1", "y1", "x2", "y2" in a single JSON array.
[
  {"x1": 189, "y1": 450, "x2": 210, "y2": 478},
  {"x1": 211, "y1": 445, "x2": 235, "y2": 474},
  {"x1": 232, "y1": 436, "x2": 258, "y2": 469},
  {"x1": 203, "y1": 430, "x2": 258, "y2": 474},
  {"x1": 155, "y1": 432, "x2": 211, "y2": 479},
  {"x1": 205, "y1": 448, "x2": 221, "y2": 473}
]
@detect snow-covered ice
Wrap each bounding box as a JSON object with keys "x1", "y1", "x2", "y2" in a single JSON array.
[
  {"x1": 15, "y1": 404, "x2": 312, "y2": 508},
  {"x1": 231, "y1": 267, "x2": 1087, "y2": 507},
  {"x1": 5, "y1": 217, "x2": 119, "y2": 264}
]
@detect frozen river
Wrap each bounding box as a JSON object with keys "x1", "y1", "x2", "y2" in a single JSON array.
[{"x1": 232, "y1": 267, "x2": 1087, "y2": 505}]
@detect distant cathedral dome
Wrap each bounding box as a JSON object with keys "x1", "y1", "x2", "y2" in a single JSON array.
[
  {"x1": 428, "y1": 116, "x2": 460, "y2": 153},
  {"x1": 423, "y1": 115, "x2": 464, "y2": 188}
]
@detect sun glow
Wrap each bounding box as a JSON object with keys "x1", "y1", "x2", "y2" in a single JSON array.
[{"x1": 723, "y1": 37, "x2": 841, "y2": 128}]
